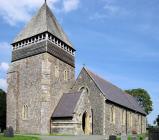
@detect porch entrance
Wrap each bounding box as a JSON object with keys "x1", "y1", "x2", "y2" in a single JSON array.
[{"x1": 82, "y1": 111, "x2": 92, "y2": 135}]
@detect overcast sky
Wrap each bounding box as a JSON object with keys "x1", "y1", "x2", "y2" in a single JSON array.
[{"x1": 0, "y1": 0, "x2": 159, "y2": 125}]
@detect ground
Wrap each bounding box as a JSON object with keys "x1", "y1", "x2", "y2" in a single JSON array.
[
  {"x1": 0, "y1": 134, "x2": 148, "y2": 140},
  {"x1": 40, "y1": 135, "x2": 105, "y2": 140},
  {"x1": 0, "y1": 134, "x2": 40, "y2": 140}
]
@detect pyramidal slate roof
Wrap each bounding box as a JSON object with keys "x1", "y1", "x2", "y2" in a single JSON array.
[
  {"x1": 85, "y1": 68, "x2": 146, "y2": 115},
  {"x1": 13, "y1": 2, "x2": 73, "y2": 48},
  {"x1": 52, "y1": 92, "x2": 82, "y2": 118}
]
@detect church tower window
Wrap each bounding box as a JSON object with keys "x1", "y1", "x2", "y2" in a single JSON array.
[
  {"x1": 22, "y1": 105, "x2": 28, "y2": 120},
  {"x1": 64, "y1": 70, "x2": 68, "y2": 81},
  {"x1": 55, "y1": 66, "x2": 59, "y2": 78}
]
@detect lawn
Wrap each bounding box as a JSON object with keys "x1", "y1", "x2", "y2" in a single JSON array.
[
  {"x1": 0, "y1": 134, "x2": 40, "y2": 140},
  {"x1": 117, "y1": 133, "x2": 147, "y2": 140}
]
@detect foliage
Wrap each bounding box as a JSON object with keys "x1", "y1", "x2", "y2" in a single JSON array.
[
  {"x1": 0, "y1": 89, "x2": 6, "y2": 132},
  {"x1": 154, "y1": 115, "x2": 159, "y2": 126},
  {"x1": 0, "y1": 135, "x2": 40, "y2": 140},
  {"x1": 125, "y1": 88, "x2": 153, "y2": 114},
  {"x1": 124, "y1": 134, "x2": 146, "y2": 140}
]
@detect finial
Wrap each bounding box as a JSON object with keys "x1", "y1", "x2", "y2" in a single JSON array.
[
  {"x1": 45, "y1": 0, "x2": 47, "y2": 3},
  {"x1": 83, "y1": 64, "x2": 86, "y2": 67}
]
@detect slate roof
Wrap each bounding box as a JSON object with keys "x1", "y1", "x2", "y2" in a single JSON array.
[
  {"x1": 13, "y1": 2, "x2": 73, "y2": 48},
  {"x1": 52, "y1": 92, "x2": 82, "y2": 118},
  {"x1": 85, "y1": 68, "x2": 146, "y2": 115},
  {"x1": 125, "y1": 93, "x2": 146, "y2": 114}
]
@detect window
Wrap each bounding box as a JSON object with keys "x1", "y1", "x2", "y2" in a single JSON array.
[
  {"x1": 22, "y1": 105, "x2": 28, "y2": 120},
  {"x1": 128, "y1": 112, "x2": 133, "y2": 127},
  {"x1": 110, "y1": 106, "x2": 115, "y2": 124},
  {"x1": 55, "y1": 66, "x2": 59, "y2": 77},
  {"x1": 130, "y1": 113, "x2": 133, "y2": 127},
  {"x1": 122, "y1": 109, "x2": 126, "y2": 125},
  {"x1": 79, "y1": 87, "x2": 89, "y2": 94},
  {"x1": 64, "y1": 70, "x2": 68, "y2": 81},
  {"x1": 138, "y1": 114, "x2": 140, "y2": 124}
]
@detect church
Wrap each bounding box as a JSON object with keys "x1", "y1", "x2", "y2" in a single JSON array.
[{"x1": 7, "y1": 1, "x2": 147, "y2": 137}]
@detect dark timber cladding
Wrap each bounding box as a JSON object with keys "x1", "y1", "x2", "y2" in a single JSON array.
[{"x1": 12, "y1": 40, "x2": 75, "y2": 67}]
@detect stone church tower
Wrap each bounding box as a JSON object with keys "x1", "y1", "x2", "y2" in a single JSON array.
[{"x1": 7, "y1": 2, "x2": 75, "y2": 134}]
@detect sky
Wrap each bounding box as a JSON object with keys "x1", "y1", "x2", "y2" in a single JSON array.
[{"x1": 0, "y1": 0, "x2": 158, "y2": 125}]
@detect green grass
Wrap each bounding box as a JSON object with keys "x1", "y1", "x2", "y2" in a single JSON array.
[
  {"x1": 116, "y1": 137, "x2": 121, "y2": 140},
  {"x1": 118, "y1": 134, "x2": 147, "y2": 140},
  {"x1": 0, "y1": 134, "x2": 40, "y2": 140}
]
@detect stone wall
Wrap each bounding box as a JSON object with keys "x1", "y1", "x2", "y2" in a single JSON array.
[
  {"x1": 7, "y1": 52, "x2": 75, "y2": 134},
  {"x1": 51, "y1": 92, "x2": 92, "y2": 135},
  {"x1": 104, "y1": 102, "x2": 146, "y2": 138},
  {"x1": 70, "y1": 68, "x2": 146, "y2": 136},
  {"x1": 71, "y1": 68, "x2": 105, "y2": 135}
]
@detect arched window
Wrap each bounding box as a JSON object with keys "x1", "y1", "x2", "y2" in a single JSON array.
[
  {"x1": 130, "y1": 113, "x2": 133, "y2": 127},
  {"x1": 79, "y1": 87, "x2": 89, "y2": 94},
  {"x1": 110, "y1": 106, "x2": 115, "y2": 124},
  {"x1": 122, "y1": 109, "x2": 126, "y2": 125},
  {"x1": 22, "y1": 105, "x2": 28, "y2": 120},
  {"x1": 128, "y1": 112, "x2": 133, "y2": 127},
  {"x1": 55, "y1": 65, "x2": 59, "y2": 77},
  {"x1": 64, "y1": 70, "x2": 68, "y2": 81}
]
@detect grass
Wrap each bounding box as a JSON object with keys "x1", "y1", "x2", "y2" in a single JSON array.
[
  {"x1": 0, "y1": 134, "x2": 40, "y2": 140},
  {"x1": 118, "y1": 133, "x2": 147, "y2": 140},
  {"x1": 116, "y1": 137, "x2": 121, "y2": 140}
]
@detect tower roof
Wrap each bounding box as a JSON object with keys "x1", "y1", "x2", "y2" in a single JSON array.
[{"x1": 13, "y1": 2, "x2": 73, "y2": 48}]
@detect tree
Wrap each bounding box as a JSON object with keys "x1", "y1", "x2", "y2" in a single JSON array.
[
  {"x1": 125, "y1": 88, "x2": 153, "y2": 115},
  {"x1": 154, "y1": 115, "x2": 159, "y2": 126},
  {"x1": 0, "y1": 89, "x2": 6, "y2": 132}
]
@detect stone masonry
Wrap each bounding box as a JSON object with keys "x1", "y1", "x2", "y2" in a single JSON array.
[{"x1": 7, "y1": 53, "x2": 75, "y2": 134}]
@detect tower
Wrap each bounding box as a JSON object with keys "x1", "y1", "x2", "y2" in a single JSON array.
[{"x1": 7, "y1": 2, "x2": 75, "y2": 134}]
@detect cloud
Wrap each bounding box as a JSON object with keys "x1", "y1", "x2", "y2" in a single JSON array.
[
  {"x1": 0, "y1": 78, "x2": 7, "y2": 91},
  {"x1": 90, "y1": 0, "x2": 127, "y2": 20},
  {"x1": 0, "y1": 62, "x2": 9, "y2": 71},
  {"x1": 0, "y1": 0, "x2": 80, "y2": 26},
  {"x1": 63, "y1": 0, "x2": 80, "y2": 13},
  {"x1": 104, "y1": 3, "x2": 120, "y2": 15},
  {"x1": 0, "y1": 42, "x2": 10, "y2": 50},
  {"x1": 0, "y1": 42, "x2": 11, "y2": 61}
]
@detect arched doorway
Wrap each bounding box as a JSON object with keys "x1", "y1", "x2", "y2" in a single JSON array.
[{"x1": 82, "y1": 111, "x2": 92, "y2": 135}]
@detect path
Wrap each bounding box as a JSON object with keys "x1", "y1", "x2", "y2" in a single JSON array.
[{"x1": 40, "y1": 135, "x2": 107, "y2": 140}]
